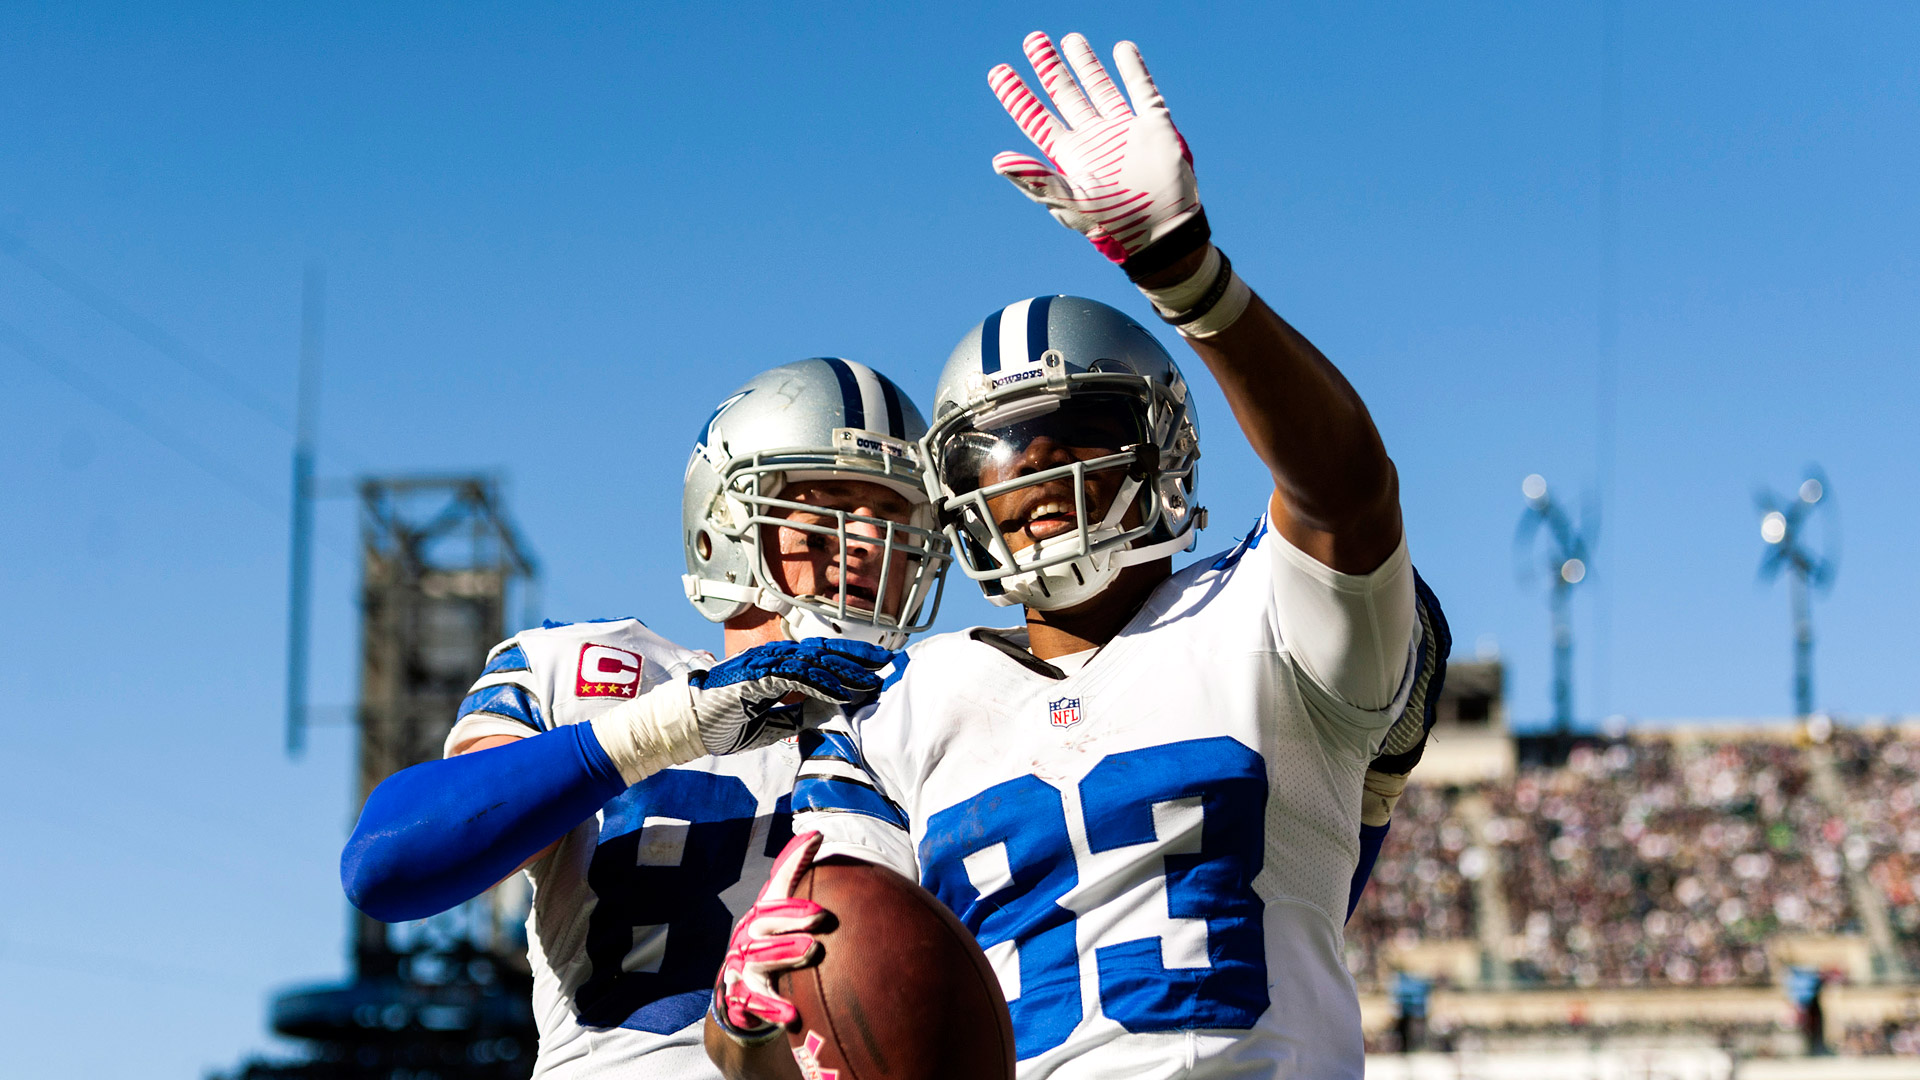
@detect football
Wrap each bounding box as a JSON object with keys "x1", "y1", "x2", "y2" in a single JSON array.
[{"x1": 777, "y1": 858, "x2": 1016, "y2": 1080}]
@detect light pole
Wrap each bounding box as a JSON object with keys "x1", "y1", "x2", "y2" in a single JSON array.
[
  {"x1": 1758, "y1": 471, "x2": 1836, "y2": 718},
  {"x1": 1516, "y1": 474, "x2": 1593, "y2": 739}
]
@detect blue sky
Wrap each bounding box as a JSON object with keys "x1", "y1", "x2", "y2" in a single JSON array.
[{"x1": 2, "y1": 3, "x2": 1916, "y2": 1075}]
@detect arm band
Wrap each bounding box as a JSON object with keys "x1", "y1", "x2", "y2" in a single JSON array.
[
  {"x1": 1120, "y1": 209, "x2": 1213, "y2": 281},
  {"x1": 341, "y1": 723, "x2": 628, "y2": 923}
]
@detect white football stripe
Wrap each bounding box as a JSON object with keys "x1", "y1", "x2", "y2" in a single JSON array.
[
  {"x1": 999, "y1": 297, "x2": 1037, "y2": 370},
  {"x1": 848, "y1": 360, "x2": 891, "y2": 436}
]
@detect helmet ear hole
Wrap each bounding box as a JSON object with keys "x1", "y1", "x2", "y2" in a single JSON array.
[{"x1": 695, "y1": 531, "x2": 713, "y2": 561}]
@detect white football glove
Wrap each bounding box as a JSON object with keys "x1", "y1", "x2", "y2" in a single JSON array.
[
  {"x1": 590, "y1": 639, "x2": 893, "y2": 784},
  {"x1": 989, "y1": 32, "x2": 1203, "y2": 267}
]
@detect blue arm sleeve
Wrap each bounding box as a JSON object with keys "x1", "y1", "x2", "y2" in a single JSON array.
[
  {"x1": 1346, "y1": 820, "x2": 1390, "y2": 921},
  {"x1": 341, "y1": 723, "x2": 628, "y2": 923}
]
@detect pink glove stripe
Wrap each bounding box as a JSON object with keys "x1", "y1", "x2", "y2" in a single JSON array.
[
  {"x1": 739, "y1": 937, "x2": 817, "y2": 965},
  {"x1": 715, "y1": 831, "x2": 825, "y2": 1038},
  {"x1": 989, "y1": 32, "x2": 1201, "y2": 264},
  {"x1": 724, "y1": 985, "x2": 798, "y2": 1027},
  {"x1": 1021, "y1": 32, "x2": 1098, "y2": 128},
  {"x1": 989, "y1": 67, "x2": 1063, "y2": 153},
  {"x1": 1088, "y1": 192, "x2": 1150, "y2": 214},
  {"x1": 1062, "y1": 33, "x2": 1133, "y2": 119},
  {"x1": 742, "y1": 896, "x2": 823, "y2": 921},
  {"x1": 995, "y1": 160, "x2": 1055, "y2": 179}
]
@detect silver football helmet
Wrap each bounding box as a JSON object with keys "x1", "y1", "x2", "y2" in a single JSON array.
[
  {"x1": 683, "y1": 358, "x2": 949, "y2": 648},
  {"x1": 923, "y1": 296, "x2": 1204, "y2": 610}
]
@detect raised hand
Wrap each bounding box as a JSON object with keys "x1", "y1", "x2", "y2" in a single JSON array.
[{"x1": 989, "y1": 32, "x2": 1201, "y2": 265}]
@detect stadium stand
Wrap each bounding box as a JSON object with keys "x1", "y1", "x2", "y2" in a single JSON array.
[
  {"x1": 1347, "y1": 661, "x2": 1920, "y2": 1061},
  {"x1": 1829, "y1": 727, "x2": 1920, "y2": 975}
]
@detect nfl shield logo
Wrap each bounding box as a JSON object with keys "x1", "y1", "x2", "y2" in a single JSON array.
[{"x1": 1048, "y1": 697, "x2": 1082, "y2": 729}]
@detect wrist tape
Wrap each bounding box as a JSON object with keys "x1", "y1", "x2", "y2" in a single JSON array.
[
  {"x1": 1137, "y1": 245, "x2": 1252, "y2": 339},
  {"x1": 1361, "y1": 768, "x2": 1410, "y2": 828},
  {"x1": 590, "y1": 675, "x2": 709, "y2": 784}
]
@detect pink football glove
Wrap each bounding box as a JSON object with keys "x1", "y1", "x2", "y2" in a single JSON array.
[
  {"x1": 989, "y1": 32, "x2": 1201, "y2": 265},
  {"x1": 713, "y1": 830, "x2": 829, "y2": 1041}
]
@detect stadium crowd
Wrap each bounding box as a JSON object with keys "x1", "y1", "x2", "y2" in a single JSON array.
[
  {"x1": 1349, "y1": 728, "x2": 1920, "y2": 992},
  {"x1": 1828, "y1": 728, "x2": 1920, "y2": 973},
  {"x1": 1488, "y1": 738, "x2": 1855, "y2": 988},
  {"x1": 1346, "y1": 782, "x2": 1480, "y2": 987},
  {"x1": 1840, "y1": 1010, "x2": 1920, "y2": 1056}
]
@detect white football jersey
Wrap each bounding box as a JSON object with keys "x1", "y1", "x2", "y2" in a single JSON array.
[
  {"x1": 446, "y1": 618, "x2": 798, "y2": 1080},
  {"x1": 794, "y1": 518, "x2": 1444, "y2": 1080}
]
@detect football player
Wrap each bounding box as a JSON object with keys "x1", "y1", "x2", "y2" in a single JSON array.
[
  {"x1": 341, "y1": 358, "x2": 948, "y2": 1079},
  {"x1": 717, "y1": 34, "x2": 1447, "y2": 1079}
]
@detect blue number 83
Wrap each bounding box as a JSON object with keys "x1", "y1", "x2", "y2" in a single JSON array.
[{"x1": 920, "y1": 736, "x2": 1270, "y2": 1060}]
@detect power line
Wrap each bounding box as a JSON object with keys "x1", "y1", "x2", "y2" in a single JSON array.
[
  {"x1": 0, "y1": 227, "x2": 294, "y2": 431},
  {"x1": 0, "y1": 227, "x2": 365, "y2": 474},
  {"x1": 0, "y1": 315, "x2": 283, "y2": 515},
  {"x1": 3, "y1": 317, "x2": 366, "y2": 566}
]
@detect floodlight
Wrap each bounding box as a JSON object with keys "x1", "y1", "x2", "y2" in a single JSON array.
[
  {"x1": 1761, "y1": 511, "x2": 1787, "y2": 545},
  {"x1": 1756, "y1": 469, "x2": 1837, "y2": 718},
  {"x1": 1515, "y1": 473, "x2": 1594, "y2": 737}
]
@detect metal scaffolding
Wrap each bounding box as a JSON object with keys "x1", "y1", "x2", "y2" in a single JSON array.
[{"x1": 219, "y1": 474, "x2": 540, "y2": 1080}]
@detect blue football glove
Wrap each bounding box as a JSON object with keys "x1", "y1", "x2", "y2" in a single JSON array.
[{"x1": 686, "y1": 638, "x2": 897, "y2": 755}]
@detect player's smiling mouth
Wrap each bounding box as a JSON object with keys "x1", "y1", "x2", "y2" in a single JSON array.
[
  {"x1": 1021, "y1": 500, "x2": 1078, "y2": 541},
  {"x1": 997, "y1": 484, "x2": 1084, "y2": 544}
]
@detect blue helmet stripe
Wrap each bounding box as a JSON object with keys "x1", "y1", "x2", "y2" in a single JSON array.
[
  {"x1": 1026, "y1": 295, "x2": 1055, "y2": 365},
  {"x1": 979, "y1": 307, "x2": 1005, "y2": 374},
  {"x1": 878, "y1": 373, "x2": 907, "y2": 438},
  {"x1": 817, "y1": 357, "x2": 866, "y2": 430}
]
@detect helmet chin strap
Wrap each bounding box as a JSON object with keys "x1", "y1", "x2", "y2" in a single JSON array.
[
  {"x1": 781, "y1": 605, "x2": 908, "y2": 650},
  {"x1": 997, "y1": 474, "x2": 1143, "y2": 611},
  {"x1": 689, "y1": 574, "x2": 909, "y2": 648}
]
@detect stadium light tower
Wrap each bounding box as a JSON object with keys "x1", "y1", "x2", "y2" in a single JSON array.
[
  {"x1": 1516, "y1": 474, "x2": 1593, "y2": 738},
  {"x1": 1757, "y1": 470, "x2": 1836, "y2": 718}
]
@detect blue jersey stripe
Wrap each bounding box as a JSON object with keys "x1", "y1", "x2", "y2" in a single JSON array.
[
  {"x1": 1348, "y1": 820, "x2": 1390, "y2": 920},
  {"x1": 980, "y1": 307, "x2": 1005, "y2": 373},
  {"x1": 540, "y1": 616, "x2": 643, "y2": 629},
  {"x1": 456, "y1": 683, "x2": 544, "y2": 732},
  {"x1": 793, "y1": 775, "x2": 909, "y2": 829},
  {"x1": 798, "y1": 729, "x2": 865, "y2": 767},
  {"x1": 818, "y1": 357, "x2": 866, "y2": 431},
  {"x1": 1026, "y1": 294, "x2": 1054, "y2": 365},
  {"x1": 1210, "y1": 517, "x2": 1268, "y2": 571},
  {"x1": 481, "y1": 644, "x2": 529, "y2": 676},
  {"x1": 620, "y1": 990, "x2": 707, "y2": 1035}
]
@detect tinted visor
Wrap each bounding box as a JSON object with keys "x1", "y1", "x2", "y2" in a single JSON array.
[{"x1": 940, "y1": 393, "x2": 1149, "y2": 496}]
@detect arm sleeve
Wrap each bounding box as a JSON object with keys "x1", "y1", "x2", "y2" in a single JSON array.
[
  {"x1": 790, "y1": 716, "x2": 919, "y2": 880},
  {"x1": 1268, "y1": 523, "x2": 1419, "y2": 718},
  {"x1": 342, "y1": 723, "x2": 627, "y2": 923}
]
